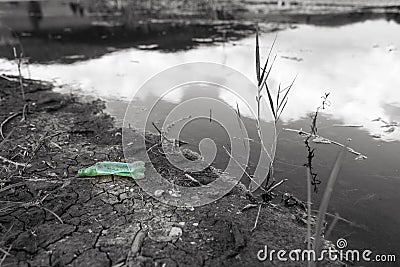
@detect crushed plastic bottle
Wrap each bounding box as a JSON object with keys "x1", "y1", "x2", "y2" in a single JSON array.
[{"x1": 78, "y1": 161, "x2": 145, "y2": 179}]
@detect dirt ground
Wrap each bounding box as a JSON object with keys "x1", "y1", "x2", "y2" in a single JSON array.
[{"x1": 0, "y1": 76, "x2": 339, "y2": 266}]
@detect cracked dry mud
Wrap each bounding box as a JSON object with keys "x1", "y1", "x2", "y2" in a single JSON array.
[{"x1": 0, "y1": 76, "x2": 338, "y2": 267}]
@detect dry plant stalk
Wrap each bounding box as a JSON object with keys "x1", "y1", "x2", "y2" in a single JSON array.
[
  {"x1": 0, "y1": 244, "x2": 12, "y2": 266},
  {"x1": 302, "y1": 94, "x2": 347, "y2": 266},
  {"x1": 13, "y1": 47, "x2": 25, "y2": 100},
  {"x1": 284, "y1": 127, "x2": 366, "y2": 158},
  {"x1": 248, "y1": 30, "x2": 296, "y2": 232},
  {"x1": 311, "y1": 147, "x2": 346, "y2": 267},
  {"x1": 255, "y1": 30, "x2": 296, "y2": 192},
  {"x1": 0, "y1": 112, "x2": 22, "y2": 140}
]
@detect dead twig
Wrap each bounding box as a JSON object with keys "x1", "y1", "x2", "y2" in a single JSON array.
[
  {"x1": 184, "y1": 174, "x2": 202, "y2": 186},
  {"x1": 0, "y1": 247, "x2": 11, "y2": 257},
  {"x1": 241, "y1": 203, "x2": 258, "y2": 212},
  {"x1": 20, "y1": 104, "x2": 28, "y2": 122},
  {"x1": 152, "y1": 122, "x2": 172, "y2": 144},
  {"x1": 284, "y1": 128, "x2": 366, "y2": 157},
  {"x1": 0, "y1": 112, "x2": 22, "y2": 139},
  {"x1": 126, "y1": 225, "x2": 148, "y2": 265},
  {"x1": 37, "y1": 206, "x2": 64, "y2": 224},
  {"x1": 0, "y1": 193, "x2": 63, "y2": 224},
  {"x1": 0, "y1": 244, "x2": 12, "y2": 266},
  {"x1": 251, "y1": 204, "x2": 262, "y2": 232},
  {"x1": 22, "y1": 132, "x2": 63, "y2": 171},
  {"x1": 265, "y1": 178, "x2": 288, "y2": 194},
  {"x1": 146, "y1": 142, "x2": 158, "y2": 152},
  {"x1": 312, "y1": 210, "x2": 364, "y2": 229},
  {"x1": 0, "y1": 155, "x2": 30, "y2": 168},
  {"x1": 0, "y1": 75, "x2": 15, "y2": 82},
  {"x1": 152, "y1": 121, "x2": 163, "y2": 137}
]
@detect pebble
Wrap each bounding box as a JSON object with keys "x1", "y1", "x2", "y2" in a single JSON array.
[
  {"x1": 154, "y1": 189, "x2": 165, "y2": 197},
  {"x1": 169, "y1": 190, "x2": 181, "y2": 198},
  {"x1": 169, "y1": 227, "x2": 182, "y2": 238}
]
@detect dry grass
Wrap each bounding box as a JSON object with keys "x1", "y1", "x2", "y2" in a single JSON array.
[
  {"x1": 246, "y1": 30, "x2": 296, "y2": 231},
  {"x1": 255, "y1": 31, "x2": 351, "y2": 266},
  {"x1": 12, "y1": 47, "x2": 25, "y2": 100},
  {"x1": 255, "y1": 30, "x2": 296, "y2": 195}
]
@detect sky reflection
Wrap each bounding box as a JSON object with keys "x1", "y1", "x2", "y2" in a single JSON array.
[{"x1": 0, "y1": 19, "x2": 399, "y2": 140}]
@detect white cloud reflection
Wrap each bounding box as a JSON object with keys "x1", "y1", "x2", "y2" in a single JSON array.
[{"x1": 1, "y1": 19, "x2": 399, "y2": 140}]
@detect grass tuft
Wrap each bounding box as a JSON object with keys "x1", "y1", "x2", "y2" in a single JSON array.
[{"x1": 254, "y1": 30, "x2": 296, "y2": 195}]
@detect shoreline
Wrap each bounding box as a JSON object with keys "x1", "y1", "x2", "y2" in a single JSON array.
[{"x1": 0, "y1": 76, "x2": 340, "y2": 266}]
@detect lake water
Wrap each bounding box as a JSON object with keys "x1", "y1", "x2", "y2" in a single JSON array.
[{"x1": 0, "y1": 1, "x2": 399, "y2": 264}]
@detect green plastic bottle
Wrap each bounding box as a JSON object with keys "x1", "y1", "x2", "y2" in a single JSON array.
[{"x1": 78, "y1": 161, "x2": 145, "y2": 179}]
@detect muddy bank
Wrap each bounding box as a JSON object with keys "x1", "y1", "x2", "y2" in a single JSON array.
[{"x1": 0, "y1": 76, "x2": 339, "y2": 266}]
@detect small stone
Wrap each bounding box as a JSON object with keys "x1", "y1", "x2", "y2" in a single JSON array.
[
  {"x1": 169, "y1": 227, "x2": 182, "y2": 239},
  {"x1": 178, "y1": 222, "x2": 185, "y2": 226},
  {"x1": 154, "y1": 190, "x2": 165, "y2": 197},
  {"x1": 169, "y1": 190, "x2": 181, "y2": 198},
  {"x1": 186, "y1": 206, "x2": 194, "y2": 211}
]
